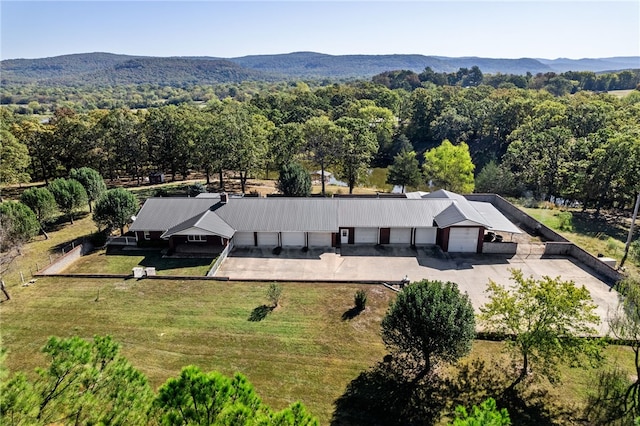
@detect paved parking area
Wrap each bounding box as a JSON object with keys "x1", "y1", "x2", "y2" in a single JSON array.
[{"x1": 215, "y1": 246, "x2": 620, "y2": 334}]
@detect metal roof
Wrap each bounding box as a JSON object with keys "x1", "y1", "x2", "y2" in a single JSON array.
[
  {"x1": 129, "y1": 198, "x2": 214, "y2": 232},
  {"x1": 130, "y1": 193, "x2": 521, "y2": 238},
  {"x1": 433, "y1": 202, "x2": 491, "y2": 228},
  {"x1": 161, "y1": 210, "x2": 235, "y2": 239},
  {"x1": 469, "y1": 201, "x2": 522, "y2": 234},
  {"x1": 215, "y1": 198, "x2": 338, "y2": 232},
  {"x1": 337, "y1": 199, "x2": 449, "y2": 227}
]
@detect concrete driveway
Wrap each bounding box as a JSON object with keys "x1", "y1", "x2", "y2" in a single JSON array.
[{"x1": 215, "y1": 246, "x2": 620, "y2": 334}]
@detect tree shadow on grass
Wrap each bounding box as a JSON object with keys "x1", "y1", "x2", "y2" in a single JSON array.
[
  {"x1": 341, "y1": 306, "x2": 363, "y2": 321},
  {"x1": 331, "y1": 359, "x2": 446, "y2": 426},
  {"x1": 248, "y1": 304, "x2": 274, "y2": 322},
  {"x1": 332, "y1": 357, "x2": 577, "y2": 426}
]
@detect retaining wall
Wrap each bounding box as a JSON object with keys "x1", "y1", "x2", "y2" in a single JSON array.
[
  {"x1": 482, "y1": 242, "x2": 518, "y2": 255},
  {"x1": 466, "y1": 194, "x2": 623, "y2": 285},
  {"x1": 545, "y1": 242, "x2": 623, "y2": 285},
  {"x1": 37, "y1": 242, "x2": 94, "y2": 275},
  {"x1": 465, "y1": 194, "x2": 569, "y2": 243}
]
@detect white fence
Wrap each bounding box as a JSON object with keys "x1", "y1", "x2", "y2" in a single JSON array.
[{"x1": 207, "y1": 240, "x2": 234, "y2": 277}]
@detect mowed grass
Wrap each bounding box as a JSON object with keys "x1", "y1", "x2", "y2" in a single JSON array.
[
  {"x1": 64, "y1": 249, "x2": 216, "y2": 276},
  {"x1": 0, "y1": 277, "x2": 393, "y2": 424},
  {"x1": 2, "y1": 276, "x2": 635, "y2": 423}
]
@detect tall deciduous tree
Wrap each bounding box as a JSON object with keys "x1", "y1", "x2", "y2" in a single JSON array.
[
  {"x1": 479, "y1": 269, "x2": 602, "y2": 390},
  {"x1": 93, "y1": 188, "x2": 139, "y2": 235},
  {"x1": 386, "y1": 149, "x2": 422, "y2": 193},
  {"x1": 304, "y1": 116, "x2": 345, "y2": 196},
  {"x1": 0, "y1": 130, "x2": 31, "y2": 195},
  {"x1": 47, "y1": 178, "x2": 88, "y2": 224},
  {"x1": 423, "y1": 140, "x2": 475, "y2": 193},
  {"x1": 69, "y1": 167, "x2": 106, "y2": 213},
  {"x1": 381, "y1": 280, "x2": 475, "y2": 383},
  {"x1": 216, "y1": 101, "x2": 273, "y2": 193},
  {"x1": 20, "y1": 187, "x2": 58, "y2": 239},
  {"x1": 277, "y1": 162, "x2": 311, "y2": 197},
  {"x1": 145, "y1": 105, "x2": 197, "y2": 181},
  {"x1": 335, "y1": 117, "x2": 378, "y2": 194},
  {"x1": 12, "y1": 119, "x2": 57, "y2": 184}
]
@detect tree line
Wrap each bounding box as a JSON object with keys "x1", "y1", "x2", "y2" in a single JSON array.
[
  {"x1": 373, "y1": 67, "x2": 640, "y2": 95},
  {"x1": 2, "y1": 79, "x2": 640, "y2": 209}
]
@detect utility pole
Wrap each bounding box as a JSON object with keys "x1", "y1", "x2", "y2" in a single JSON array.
[{"x1": 620, "y1": 191, "x2": 640, "y2": 269}]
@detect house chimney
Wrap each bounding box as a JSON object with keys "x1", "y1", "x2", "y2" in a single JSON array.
[{"x1": 220, "y1": 192, "x2": 228, "y2": 204}]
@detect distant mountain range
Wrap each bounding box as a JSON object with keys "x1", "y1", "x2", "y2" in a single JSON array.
[{"x1": 2, "y1": 52, "x2": 638, "y2": 86}]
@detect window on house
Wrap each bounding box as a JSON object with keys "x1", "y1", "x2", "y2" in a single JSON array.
[
  {"x1": 143, "y1": 231, "x2": 150, "y2": 240},
  {"x1": 187, "y1": 235, "x2": 206, "y2": 242}
]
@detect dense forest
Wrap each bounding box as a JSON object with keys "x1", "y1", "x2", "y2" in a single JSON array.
[{"x1": 2, "y1": 65, "x2": 640, "y2": 210}]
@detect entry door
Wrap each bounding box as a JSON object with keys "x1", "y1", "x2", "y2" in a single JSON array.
[{"x1": 340, "y1": 228, "x2": 349, "y2": 245}]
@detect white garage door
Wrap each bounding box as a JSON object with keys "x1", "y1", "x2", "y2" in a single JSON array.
[
  {"x1": 389, "y1": 228, "x2": 412, "y2": 244},
  {"x1": 233, "y1": 232, "x2": 255, "y2": 247},
  {"x1": 257, "y1": 232, "x2": 279, "y2": 247},
  {"x1": 448, "y1": 228, "x2": 479, "y2": 252},
  {"x1": 308, "y1": 232, "x2": 332, "y2": 247},
  {"x1": 354, "y1": 227, "x2": 378, "y2": 244},
  {"x1": 415, "y1": 228, "x2": 437, "y2": 245},
  {"x1": 281, "y1": 232, "x2": 305, "y2": 247}
]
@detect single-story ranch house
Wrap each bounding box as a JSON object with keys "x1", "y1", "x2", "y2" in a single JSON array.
[{"x1": 129, "y1": 189, "x2": 521, "y2": 254}]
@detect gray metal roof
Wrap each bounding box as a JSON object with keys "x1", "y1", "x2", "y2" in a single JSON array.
[
  {"x1": 469, "y1": 201, "x2": 522, "y2": 234},
  {"x1": 131, "y1": 193, "x2": 520, "y2": 237},
  {"x1": 433, "y1": 201, "x2": 491, "y2": 228},
  {"x1": 337, "y1": 199, "x2": 449, "y2": 227},
  {"x1": 215, "y1": 198, "x2": 338, "y2": 232},
  {"x1": 422, "y1": 189, "x2": 466, "y2": 200},
  {"x1": 161, "y1": 210, "x2": 235, "y2": 239},
  {"x1": 129, "y1": 198, "x2": 214, "y2": 232}
]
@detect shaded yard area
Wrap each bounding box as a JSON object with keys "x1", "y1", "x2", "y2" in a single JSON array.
[{"x1": 63, "y1": 249, "x2": 216, "y2": 276}]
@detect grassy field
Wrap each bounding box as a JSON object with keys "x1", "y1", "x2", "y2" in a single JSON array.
[
  {"x1": 65, "y1": 249, "x2": 216, "y2": 276},
  {"x1": 1, "y1": 274, "x2": 635, "y2": 424},
  {"x1": 1, "y1": 277, "x2": 392, "y2": 423}
]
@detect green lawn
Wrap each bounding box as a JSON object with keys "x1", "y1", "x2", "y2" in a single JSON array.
[
  {"x1": 2, "y1": 275, "x2": 635, "y2": 424},
  {"x1": 64, "y1": 249, "x2": 216, "y2": 276},
  {"x1": 1, "y1": 278, "x2": 392, "y2": 424}
]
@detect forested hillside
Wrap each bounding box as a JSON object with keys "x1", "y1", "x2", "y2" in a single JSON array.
[
  {"x1": 1, "y1": 54, "x2": 273, "y2": 86},
  {"x1": 2, "y1": 52, "x2": 639, "y2": 86}
]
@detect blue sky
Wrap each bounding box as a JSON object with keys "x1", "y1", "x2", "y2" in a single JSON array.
[{"x1": 1, "y1": 1, "x2": 638, "y2": 60}]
